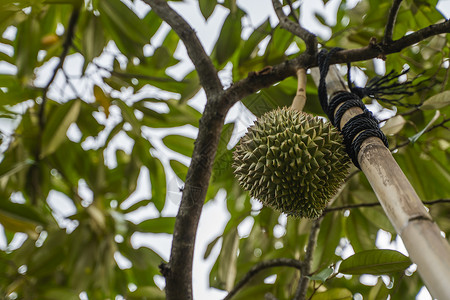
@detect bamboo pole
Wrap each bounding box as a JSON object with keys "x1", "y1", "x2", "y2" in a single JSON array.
[
  {"x1": 310, "y1": 66, "x2": 450, "y2": 300},
  {"x1": 291, "y1": 68, "x2": 307, "y2": 111}
]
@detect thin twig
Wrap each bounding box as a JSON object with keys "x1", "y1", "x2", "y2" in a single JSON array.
[
  {"x1": 142, "y1": 0, "x2": 222, "y2": 98},
  {"x1": 293, "y1": 217, "x2": 323, "y2": 300},
  {"x1": 324, "y1": 199, "x2": 450, "y2": 213},
  {"x1": 272, "y1": 0, "x2": 317, "y2": 55},
  {"x1": 61, "y1": 68, "x2": 81, "y2": 99},
  {"x1": 286, "y1": 0, "x2": 299, "y2": 23},
  {"x1": 224, "y1": 258, "x2": 304, "y2": 300},
  {"x1": 39, "y1": 7, "x2": 80, "y2": 129},
  {"x1": 384, "y1": 0, "x2": 403, "y2": 44}
]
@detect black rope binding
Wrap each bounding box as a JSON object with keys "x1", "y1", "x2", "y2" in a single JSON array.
[{"x1": 317, "y1": 49, "x2": 389, "y2": 169}]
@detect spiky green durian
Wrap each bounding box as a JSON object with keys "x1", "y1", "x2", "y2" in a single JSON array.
[{"x1": 233, "y1": 107, "x2": 350, "y2": 218}]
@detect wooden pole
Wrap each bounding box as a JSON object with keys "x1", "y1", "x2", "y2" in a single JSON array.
[{"x1": 310, "y1": 66, "x2": 450, "y2": 300}]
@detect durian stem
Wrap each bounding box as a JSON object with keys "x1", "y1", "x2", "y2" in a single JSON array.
[{"x1": 291, "y1": 68, "x2": 307, "y2": 112}]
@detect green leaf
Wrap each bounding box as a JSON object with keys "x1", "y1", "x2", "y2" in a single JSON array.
[
  {"x1": 368, "y1": 278, "x2": 390, "y2": 300},
  {"x1": 41, "y1": 99, "x2": 81, "y2": 157},
  {"x1": 119, "y1": 244, "x2": 165, "y2": 278},
  {"x1": 163, "y1": 135, "x2": 195, "y2": 157},
  {"x1": 116, "y1": 99, "x2": 141, "y2": 136},
  {"x1": 204, "y1": 235, "x2": 221, "y2": 259},
  {"x1": 0, "y1": 200, "x2": 47, "y2": 234},
  {"x1": 312, "y1": 212, "x2": 343, "y2": 271},
  {"x1": 15, "y1": 15, "x2": 41, "y2": 80},
  {"x1": 42, "y1": 288, "x2": 79, "y2": 300},
  {"x1": 199, "y1": 0, "x2": 216, "y2": 20},
  {"x1": 146, "y1": 157, "x2": 166, "y2": 212},
  {"x1": 0, "y1": 159, "x2": 34, "y2": 179},
  {"x1": 346, "y1": 209, "x2": 374, "y2": 252},
  {"x1": 128, "y1": 286, "x2": 165, "y2": 299},
  {"x1": 137, "y1": 217, "x2": 176, "y2": 234},
  {"x1": 98, "y1": 0, "x2": 149, "y2": 45},
  {"x1": 309, "y1": 267, "x2": 333, "y2": 282},
  {"x1": 143, "y1": 10, "x2": 163, "y2": 38},
  {"x1": 382, "y1": 115, "x2": 406, "y2": 136},
  {"x1": 215, "y1": 12, "x2": 242, "y2": 65},
  {"x1": 314, "y1": 12, "x2": 328, "y2": 26},
  {"x1": 82, "y1": 15, "x2": 105, "y2": 72},
  {"x1": 239, "y1": 19, "x2": 271, "y2": 65},
  {"x1": 339, "y1": 249, "x2": 411, "y2": 275},
  {"x1": 122, "y1": 199, "x2": 153, "y2": 214},
  {"x1": 420, "y1": 90, "x2": 450, "y2": 110},
  {"x1": 170, "y1": 160, "x2": 189, "y2": 181},
  {"x1": 311, "y1": 288, "x2": 352, "y2": 300},
  {"x1": 217, "y1": 228, "x2": 239, "y2": 291}
]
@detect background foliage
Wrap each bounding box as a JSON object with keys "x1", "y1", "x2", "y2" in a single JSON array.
[{"x1": 0, "y1": 0, "x2": 449, "y2": 299}]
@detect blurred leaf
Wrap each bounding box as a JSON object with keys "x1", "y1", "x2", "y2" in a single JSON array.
[
  {"x1": 170, "y1": 160, "x2": 189, "y2": 182},
  {"x1": 163, "y1": 135, "x2": 195, "y2": 157},
  {"x1": 199, "y1": 0, "x2": 216, "y2": 20},
  {"x1": 116, "y1": 99, "x2": 141, "y2": 136},
  {"x1": 382, "y1": 115, "x2": 406, "y2": 136},
  {"x1": 309, "y1": 267, "x2": 333, "y2": 282},
  {"x1": 122, "y1": 199, "x2": 153, "y2": 214},
  {"x1": 311, "y1": 288, "x2": 352, "y2": 300},
  {"x1": 239, "y1": 19, "x2": 271, "y2": 65},
  {"x1": 15, "y1": 14, "x2": 41, "y2": 80},
  {"x1": 368, "y1": 278, "x2": 390, "y2": 300},
  {"x1": 41, "y1": 99, "x2": 81, "y2": 157},
  {"x1": 128, "y1": 286, "x2": 165, "y2": 299},
  {"x1": 0, "y1": 200, "x2": 47, "y2": 234},
  {"x1": 204, "y1": 235, "x2": 222, "y2": 259},
  {"x1": 215, "y1": 11, "x2": 242, "y2": 65},
  {"x1": 93, "y1": 85, "x2": 110, "y2": 117},
  {"x1": 42, "y1": 288, "x2": 79, "y2": 300},
  {"x1": 81, "y1": 15, "x2": 105, "y2": 72},
  {"x1": 148, "y1": 158, "x2": 166, "y2": 212},
  {"x1": 98, "y1": 0, "x2": 150, "y2": 45},
  {"x1": 312, "y1": 212, "x2": 343, "y2": 271},
  {"x1": 420, "y1": 90, "x2": 450, "y2": 110},
  {"x1": 339, "y1": 249, "x2": 411, "y2": 275},
  {"x1": 137, "y1": 217, "x2": 176, "y2": 234},
  {"x1": 216, "y1": 228, "x2": 239, "y2": 291},
  {"x1": 143, "y1": 9, "x2": 163, "y2": 38}
]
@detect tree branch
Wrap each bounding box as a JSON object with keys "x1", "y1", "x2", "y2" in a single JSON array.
[
  {"x1": 138, "y1": 5, "x2": 449, "y2": 299},
  {"x1": 223, "y1": 19, "x2": 450, "y2": 109},
  {"x1": 224, "y1": 258, "x2": 304, "y2": 300},
  {"x1": 272, "y1": 0, "x2": 317, "y2": 55},
  {"x1": 384, "y1": 0, "x2": 403, "y2": 44},
  {"x1": 143, "y1": 0, "x2": 222, "y2": 98},
  {"x1": 324, "y1": 199, "x2": 450, "y2": 213},
  {"x1": 39, "y1": 6, "x2": 80, "y2": 129},
  {"x1": 294, "y1": 217, "x2": 323, "y2": 300}
]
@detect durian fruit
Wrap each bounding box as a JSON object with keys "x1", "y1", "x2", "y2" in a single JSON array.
[{"x1": 233, "y1": 107, "x2": 350, "y2": 218}]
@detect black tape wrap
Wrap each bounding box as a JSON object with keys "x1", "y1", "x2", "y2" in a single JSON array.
[{"x1": 317, "y1": 49, "x2": 389, "y2": 169}]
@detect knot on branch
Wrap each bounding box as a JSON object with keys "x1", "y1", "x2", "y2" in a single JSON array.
[{"x1": 159, "y1": 262, "x2": 171, "y2": 278}]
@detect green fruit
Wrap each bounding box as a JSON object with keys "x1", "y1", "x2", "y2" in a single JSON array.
[{"x1": 233, "y1": 107, "x2": 350, "y2": 218}]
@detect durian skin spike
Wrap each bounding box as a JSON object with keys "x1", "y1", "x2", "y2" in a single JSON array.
[{"x1": 233, "y1": 107, "x2": 350, "y2": 218}]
